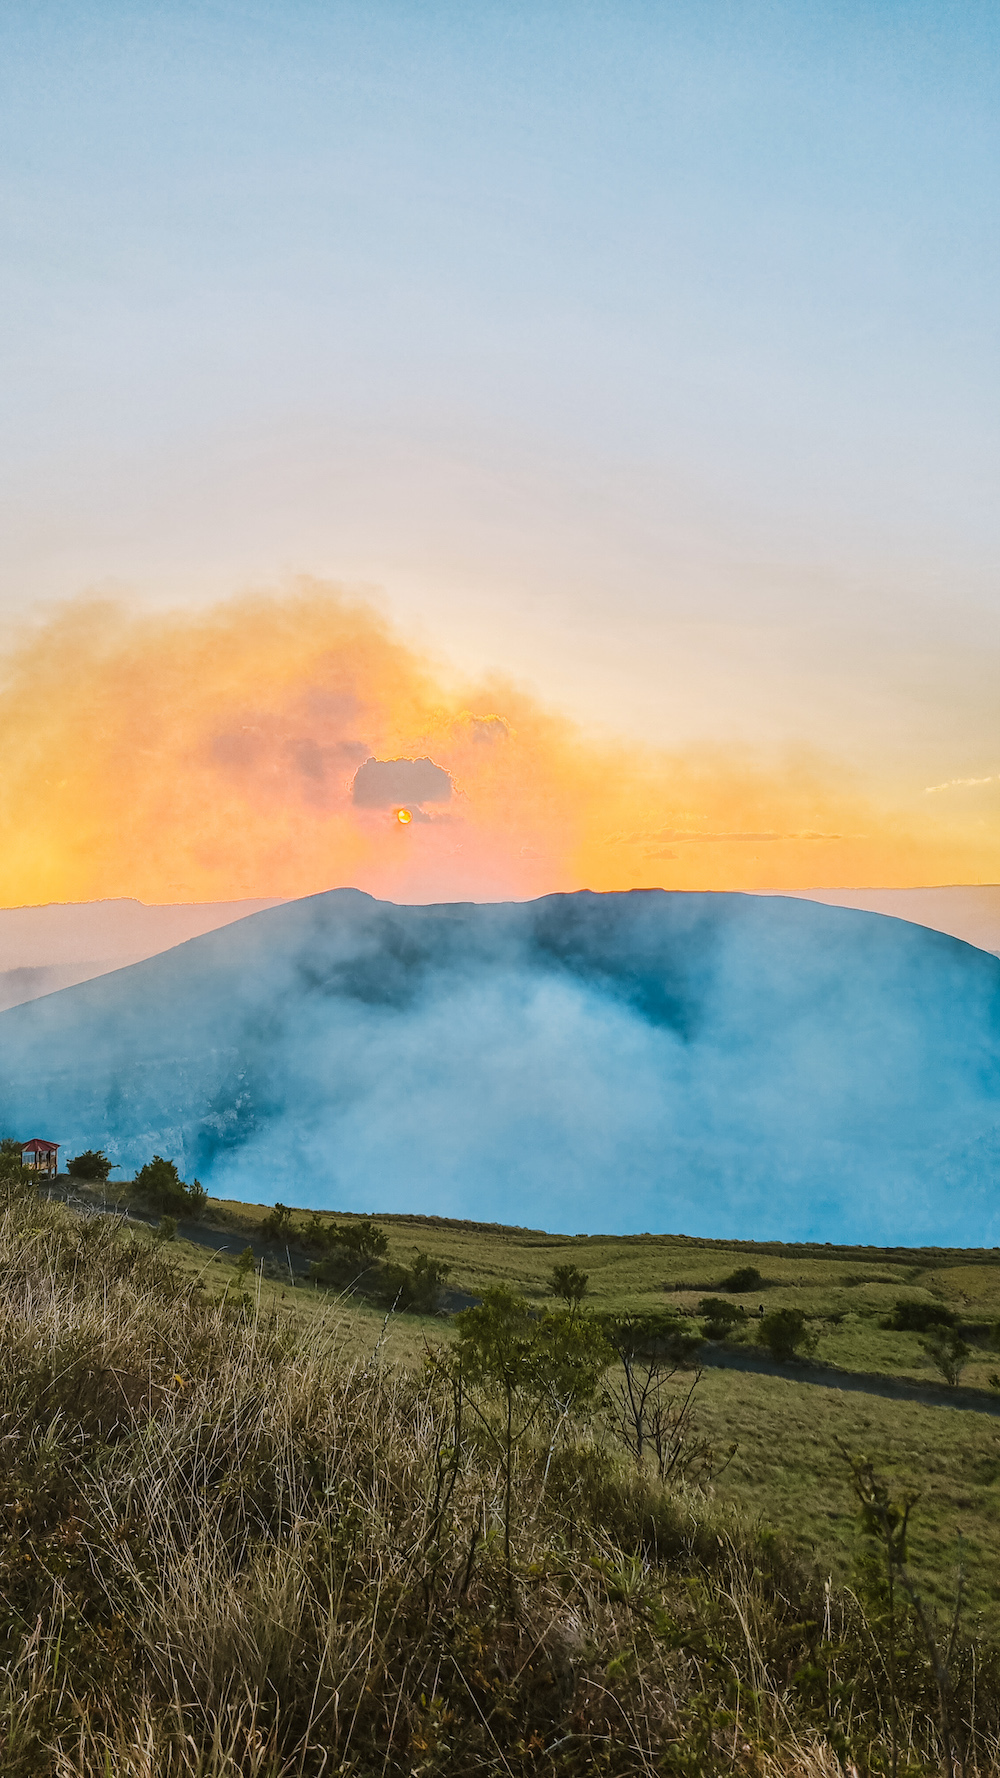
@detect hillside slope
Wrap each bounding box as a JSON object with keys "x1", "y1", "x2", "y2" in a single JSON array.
[
  {"x1": 0, "y1": 887, "x2": 998, "y2": 1243},
  {"x1": 756, "y1": 884, "x2": 1000, "y2": 956},
  {"x1": 0, "y1": 895, "x2": 285, "y2": 1010}
]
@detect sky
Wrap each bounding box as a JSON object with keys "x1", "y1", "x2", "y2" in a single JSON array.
[{"x1": 1, "y1": 0, "x2": 998, "y2": 904}]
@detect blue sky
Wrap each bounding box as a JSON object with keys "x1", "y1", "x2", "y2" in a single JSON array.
[{"x1": 2, "y1": 0, "x2": 998, "y2": 781}]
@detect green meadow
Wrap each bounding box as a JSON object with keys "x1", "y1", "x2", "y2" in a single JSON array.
[
  {"x1": 164, "y1": 1195, "x2": 1000, "y2": 1635},
  {"x1": 12, "y1": 1173, "x2": 1000, "y2": 1775}
]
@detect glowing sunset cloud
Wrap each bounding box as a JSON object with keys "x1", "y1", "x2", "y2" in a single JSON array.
[{"x1": 0, "y1": 586, "x2": 995, "y2": 910}]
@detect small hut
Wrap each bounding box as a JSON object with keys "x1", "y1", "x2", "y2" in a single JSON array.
[{"x1": 22, "y1": 1138, "x2": 59, "y2": 1178}]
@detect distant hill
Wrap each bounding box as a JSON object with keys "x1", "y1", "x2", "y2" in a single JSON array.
[
  {"x1": 0, "y1": 887, "x2": 997, "y2": 1245},
  {"x1": 0, "y1": 897, "x2": 285, "y2": 1011},
  {"x1": 755, "y1": 885, "x2": 1000, "y2": 957}
]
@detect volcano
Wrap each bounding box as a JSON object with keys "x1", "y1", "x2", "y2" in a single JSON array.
[{"x1": 0, "y1": 888, "x2": 997, "y2": 1244}]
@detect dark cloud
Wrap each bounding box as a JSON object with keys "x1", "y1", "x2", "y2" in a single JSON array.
[{"x1": 352, "y1": 756, "x2": 453, "y2": 809}]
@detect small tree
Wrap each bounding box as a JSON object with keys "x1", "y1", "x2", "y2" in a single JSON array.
[
  {"x1": 451, "y1": 1288, "x2": 611, "y2": 1578},
  {"x1": 67, "y1": 1149, "x2": 114, "y2": 1184},
  {"x1": 534, "y1": 1309, "x2": 614, "y2": 1481},
  {"x1": 601, "y1": 1312, "x2": 715, "y2": 1483},
  {"x1": 721, "y1": 1265, "x2": 763, "y2": 1293},
  {"x1": 549, "y1": 1263, "x2": 589, "y2": 1312},
  {"x1": 453, "y1": 1288, "x2": 544, "y2": 1577},
  {"x1": 132, "y1": 1156, "x2": 205, "y2": 1218},
  {"x1": 842, "y1": 1449, "x2": 963, "y2": 1778},
  {"x1": 757, "y1": 1307, "x2": 817, "y2": 1363},
  {"x1": 921, "y1": 1325, "x2": 970, "y2": 1388}
]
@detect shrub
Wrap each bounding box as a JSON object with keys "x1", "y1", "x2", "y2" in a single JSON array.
[
  {"x1": 334, "y1": 1215, "x2": 389, "y2": 1264},
  {"x1": 0, "y1": 1137, "x2": 35, "y2": 1193},
  {"x1": 259, "y1": 1201, "x2": 295, "y2": 1242},
  {"x1": 309, "y1": 1217, "x2": 391, "y2": 1288},
  {"x1": 67, "y1": 1148, "x2": 114, "y2": 1183},
  {"x1": 304, "y1": 1220, "x2": 450, "y2": 1314},
  {"x1": 882, "y1": 1299, "x2": 957, "y2": 1333},
  {"x1": 600, "y1": 1310, "x2": 704, "y2": 1370},
  {"x1": 379, "y1": 1250, "x2": 451, "y2": 1313},
  {"x1": 131, "y1": 1155, "x2": 206, "y2": 1219},
  {"x1": 698, "y1": 1295, "x2": 745, "y2": 1339},
  {"x1": 757, "y1": 1307, "x2": 818, "y2": 1363},
  {"x1": 721, "y1": 1264, "x2": 763, "y2": 1292}
]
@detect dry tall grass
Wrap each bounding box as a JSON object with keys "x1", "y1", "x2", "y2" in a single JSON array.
[{"x1": 1, "y1": 1186, "x2": 997, "y2": 1776}]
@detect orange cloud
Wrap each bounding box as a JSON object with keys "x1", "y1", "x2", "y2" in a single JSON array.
[{"x1": 0, "y1": 583, "x2": 995, "y2": 907}]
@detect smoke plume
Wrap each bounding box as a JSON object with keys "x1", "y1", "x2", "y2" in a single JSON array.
[
  {"x1": 0, "y1": 888, "x2": 997, "y2": 1242},
  {"x1": 0, "y1": 583, "x2": 994, "y2": 907}
]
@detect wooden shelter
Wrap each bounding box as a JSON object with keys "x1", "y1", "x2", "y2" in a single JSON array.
[{"x1": 21, "y1": 1138, "x2": 59, "y2": 1177}]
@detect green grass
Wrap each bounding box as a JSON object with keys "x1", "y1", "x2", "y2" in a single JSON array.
[
  {"x1": 695, "y1": 1368, "x2": 1000, "y2": 1636},
  {"x1": 138, "y1": 1190, "x2": 1000, "y2": 1638},
  {"x1": 202, "y1": 1191, "x2": 1000, "y2": 1383},
  {"x1": 11, "y1": 1180, "x2": 1000, "y2": 1774}
]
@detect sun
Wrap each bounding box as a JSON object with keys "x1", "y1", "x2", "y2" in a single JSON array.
[{"x1": 395, "y1": 808, "x2": 412, "y2": 825}]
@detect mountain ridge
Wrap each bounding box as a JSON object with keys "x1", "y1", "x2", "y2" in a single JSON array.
[{"x1": 0, "y1": 886, "x2": 997, "y2": 1245}]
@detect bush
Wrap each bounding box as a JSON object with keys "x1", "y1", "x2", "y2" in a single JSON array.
[
  {"x1": 308, "y1": 1217, "x2": 391, "y2": 1287},
  {"x1": 721, "y1": 1264, "x2": 764, "y2": 1292},
  {"x1": 379, "y1": 1250, "x2": 451, "y2": 1313},
  {"x1": 921, "y1": 1325, "x2": 971, "y2": 1387},
  {"x1": 333, "y1": 1215, "x2": 389, "y2": 1264},
  {"x1": 67, "y1": 1148, "x2": 114, "y2": 1183},
  {"x1": 698, "y1": 1296, "x2": 745, "y2": 1339},
  {"x1": 302, "y1": 1219, "x2": 447, "y2": 1314},
  {"x1": 0, "y1": 1137, "x2": 35, "y2": 1192},
  {"x1": 757, "y1": 1307, "x2": 818, "y2": 1363},
  {"x1": 131, "y1": 1156, "x2": 206, "y2": 1219},
  {"x1": 259, "y1": 1201, "x2": 295, "y2": 1242},
  {"x1": 265, "y1": 1204, "x2": 389, "y2": 1267},
  {"x1": 882, "y1": 1299, "x2": 957, "y2": 1333},
  {"x1": 599, "y1": 1310, "x2": 704, "y2": 1370}
]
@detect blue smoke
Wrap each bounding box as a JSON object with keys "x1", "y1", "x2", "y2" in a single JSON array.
[{"x1": 0, "y1": 888, "x2": 997, "y2": 1244}]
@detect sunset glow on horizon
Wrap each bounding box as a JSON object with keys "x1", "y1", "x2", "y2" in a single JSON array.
[{"x1": 0, "y1": 585, "x2": 995, "y2": 911}]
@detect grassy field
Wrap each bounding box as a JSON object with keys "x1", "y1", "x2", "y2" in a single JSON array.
[
  {"x1": 10, "y1": 1180, "x2": 1000, "y2": 1776},
  {"x1": 203, "y1": 1192, "x2": 1000, "y2": 1387},
  {"x1": 113, "y1": 1190, "x2": 1000, "y2": 1642},
  {"x1": 695, "y1": 1370, "x2": 1000, "y2": 1636}
]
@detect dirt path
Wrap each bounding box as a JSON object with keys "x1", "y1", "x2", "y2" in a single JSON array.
[{"x1": 699, "y1": 1343, "x2": 1000, "y2": 1417}]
